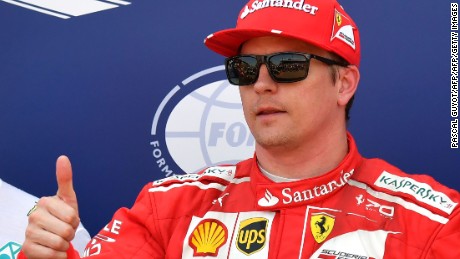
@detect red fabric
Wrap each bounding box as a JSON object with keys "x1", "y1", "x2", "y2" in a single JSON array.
[
  {"x1": 18, "y1": 134, "x2": 460, "y2": 258},
  {"x1": 204, "y1": 0, "x2": 361, "y2": 66}
]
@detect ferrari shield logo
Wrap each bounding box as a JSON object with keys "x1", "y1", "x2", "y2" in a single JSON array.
[
  {"x1": 310, "y1": 213, "x2": 335, "y2": 243},
  {"x1": 335, "y1": 12, "x2": 342, "y2": 26},
  {"x1": 330, "y1": 9, "x2": 356, "y2": 50}
]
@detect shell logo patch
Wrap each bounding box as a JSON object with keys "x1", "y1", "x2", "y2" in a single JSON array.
[
  {"x1": 189, "y1": 219, "x2": 228, "y2": 256},
  {"x1": 310, "y1": 212, "x2": 335, "y2": 243},
  {"x1": 236, "y1": 217, "x2": 268, "y2": 255},
  {"x1": 331, "y1": 9, "x2": 356, "y2": 50}
]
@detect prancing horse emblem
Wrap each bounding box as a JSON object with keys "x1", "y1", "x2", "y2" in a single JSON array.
[
  {"x1": 315, "y1": 216, "x2": 329, "y2": 234},
  {"x1": 310, "y1": 213, "x2": 335, "y2": 243}
]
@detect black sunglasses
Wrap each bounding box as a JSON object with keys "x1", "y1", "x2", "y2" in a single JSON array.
[{"x1": 225, "y1": 52, "x2": 349, "y2": 86}]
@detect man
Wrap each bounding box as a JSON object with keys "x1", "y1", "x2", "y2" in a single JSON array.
[
  {"x1": 0, "y1": 178, "x2": 90, "y2": 259},
  {"x1": 20, "y1": 0, "x2": 460, "y2": 258}
]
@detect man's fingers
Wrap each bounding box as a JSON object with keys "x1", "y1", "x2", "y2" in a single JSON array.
[
  {"x1": 22, "y1": 240, "x2": 68, "y2": 259},
  {"x1": 23, "y1": 196, "x2": 79, "y2": 259},
  {"x1": 21, "y1": 156, "x2": 80, "y2": 259},
  {"x1": 55, "y1": 155, "x2": 79, "y2": 214},
  {"x1": 34, "y1": 197, "x2": 80, "y2": 236},
  {"x1": 25, "y1": 220, "x2": 70, "y2": 251},
  {"x1": 24, "y1": 203, "x2": 73, "y2": 259}
]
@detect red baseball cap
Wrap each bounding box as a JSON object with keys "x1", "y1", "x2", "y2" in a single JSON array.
[{"x1": 204, "y1": 0, "x2": 360, "y2": 66}]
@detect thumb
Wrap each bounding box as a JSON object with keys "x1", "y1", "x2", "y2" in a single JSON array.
[{"x1": 56, "y1": 155, "x2": 79, "y2": 214}]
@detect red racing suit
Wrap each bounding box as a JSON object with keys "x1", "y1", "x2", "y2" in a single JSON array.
[{"x1": 19, "y1": 134, "x2": 460, "y2": 258}]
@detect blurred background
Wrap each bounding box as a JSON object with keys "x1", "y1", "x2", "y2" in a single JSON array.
[{"x1": 0, "y1": 0, "x2": 458, "y2": 236}]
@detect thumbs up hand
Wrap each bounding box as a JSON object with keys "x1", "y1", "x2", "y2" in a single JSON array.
[
  {"x1": 56, "y1": 155, "x2": 79, "y2": 215},
  {"x1": 22, "y1": 156, "x2": 81, "y2": 259}
]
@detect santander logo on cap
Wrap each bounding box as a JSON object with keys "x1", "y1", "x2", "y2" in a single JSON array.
[
  {"x1": 203, "y1": 0, "x2": 360, "y2": 66},
  {"x1": 240, "y1": 0, "x2": 320, "y2": 19}
]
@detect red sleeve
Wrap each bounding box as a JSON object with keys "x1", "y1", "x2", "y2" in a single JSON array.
[
  {"x1": 82, "y1": 183, "x2": 164, "y2": 258},
  {"x1": 19, "y1": 183, "x2": 164, "y2": 259},
  {"x1": 426, "y1": 210, "x2": 460, "y2": 259}
]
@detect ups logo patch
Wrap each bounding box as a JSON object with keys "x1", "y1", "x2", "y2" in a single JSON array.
[{"x1": 236, "y1": 217, "x2": 268, "y2": 255}]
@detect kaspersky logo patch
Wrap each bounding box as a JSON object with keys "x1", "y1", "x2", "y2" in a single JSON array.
[
  {"x1": 236, "y1": 217, "x2": 268, "y2": 255},
  {"x1": 310, "y1": 212, "x2": 335, "y2": 243},
  {"x1": 189, "y1": 219, "x2": 228, "y2": 256},
  {"x1": 375, "y1": 171, "x2": 458, "y2": 215},
  {"x1": 331, "y1": 9, "x2": 356, "y2": 50},
  {"x1": 1, "y1": 0, "x2": 131, "y2": 19}
]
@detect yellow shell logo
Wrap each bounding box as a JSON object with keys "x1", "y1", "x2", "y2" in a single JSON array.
[
  {"x1": 335, "y1": 12, "x2": 342, "y2": 26},
  {"x1": 189, "y1": 219, "x2": 228, "y2": 256}
]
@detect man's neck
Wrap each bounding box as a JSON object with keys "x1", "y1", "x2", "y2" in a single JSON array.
[{"x1": 255, "y1": 129, "x2": 349, "y2": 180}]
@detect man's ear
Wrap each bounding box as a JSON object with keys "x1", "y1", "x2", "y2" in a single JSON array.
[{"x1": 337, "y1": 65, "x2": 360, "y2": 107}]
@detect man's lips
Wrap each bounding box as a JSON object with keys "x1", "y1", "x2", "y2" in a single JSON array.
[{"x1": 256, "y1": 107, "x2": 286, "y2": 116}]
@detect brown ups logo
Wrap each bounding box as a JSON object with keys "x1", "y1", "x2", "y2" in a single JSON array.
[{"x1": 236, "y1": 217, "x2": 268, "y2": 255}]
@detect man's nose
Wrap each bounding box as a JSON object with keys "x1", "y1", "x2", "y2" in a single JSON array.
[{"x1": 253, "y1": 65, "x2": 278, "y2": 93}]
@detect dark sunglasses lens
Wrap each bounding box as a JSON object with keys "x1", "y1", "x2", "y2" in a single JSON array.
[
  {"x1": 268, "y1": 53, "x2": 309, "y2": 82},
  {"x1": 226, "y1": 56, "x2": 258, "y2": 85}
]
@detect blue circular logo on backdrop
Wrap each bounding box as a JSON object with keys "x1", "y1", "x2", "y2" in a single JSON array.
[{"x1": 150, "y1": 66, "x2": 255, "y2": 177}]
